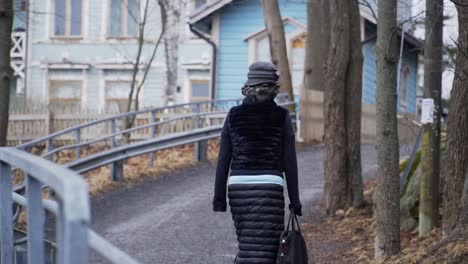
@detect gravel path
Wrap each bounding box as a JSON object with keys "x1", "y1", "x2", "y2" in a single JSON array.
[{"x1": 90, "y1": 145, "x2": 378, "y2": 264}]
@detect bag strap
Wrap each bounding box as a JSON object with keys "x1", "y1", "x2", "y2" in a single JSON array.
[
  {"x1": 287, "y1": 206, "x2": 301, "y2": 232},
  {"x1": 293, "y1": 212, "x2": 301, "y2": 232},
  {"x1": 286, "y1": 209, "x2": 293, "y2": 231}
]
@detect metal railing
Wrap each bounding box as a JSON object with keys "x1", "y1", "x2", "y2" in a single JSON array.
[
  {"x1": 0, "y1": 148, "x2": 139, "y2": 264},
  {"x1": 16, "y1": 94, "x2": 292, "y2": 180}
]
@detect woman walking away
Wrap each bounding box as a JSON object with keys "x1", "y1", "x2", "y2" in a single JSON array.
[{"x1": 213, "y1": 61, "x2": 302, "y2": 264}]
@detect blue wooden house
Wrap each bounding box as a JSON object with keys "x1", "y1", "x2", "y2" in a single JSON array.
[{"x1": 189, "y1": 0, "x2": 422, "y2": 115}]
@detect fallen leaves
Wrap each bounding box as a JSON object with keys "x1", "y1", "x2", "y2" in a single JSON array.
[{"x1": 301, "y1": 179, "x2": 468, "y2": 264}]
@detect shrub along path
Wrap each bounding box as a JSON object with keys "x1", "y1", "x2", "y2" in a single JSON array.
[{"x1": 89, "y1": 145, "x2": 378, "y2": 264}]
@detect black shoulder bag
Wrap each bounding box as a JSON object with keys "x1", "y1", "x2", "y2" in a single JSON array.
[{"x1": 276, "y1": 208, "x2": 308, "y2": 264}]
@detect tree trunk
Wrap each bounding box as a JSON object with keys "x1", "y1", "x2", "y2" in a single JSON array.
[
  {"x1": 161, "y1": 0, "x2": 185, "y2": 105},
  {"x1": 457, "y1": 171, "x2": 468, "y2": 229},
  {"x1": 300, "y1": 0, "x2": 329, "y2": 144},
  {"x1": 303, "y1": 0, "x2": 329, "y2": 92},
  {"x1": 260, "y1": 0, "x2": 294, "y2": 108},
  {"x1": 419, "y1": 0, "x2": 444, "y2": 237},
  {"x1": 442, "y1": 2, "x2": 468, "y2": 237},
  {"x1": 374, "y1": 0, "x2": 401, "y2": 259},
  {"x1": 323, "y1": 0, "x2": 350, "y2": 215},
  {"x1": 0, "y1": 0, "x2": 13, "y2": 146},
  {"x1": 346, "y1": 0, "x2": 364, "y2": 208},
  {"x1": 302, "y1": 0, "x2": 363, "y2": 209}
]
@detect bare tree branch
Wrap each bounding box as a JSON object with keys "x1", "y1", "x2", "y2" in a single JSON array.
[
  {"x1": 359, "y1": 0, "x2": 378, "y2": 22},
  {"x1": 451, "y1": 0, "x2": 468, "y2": 7}
]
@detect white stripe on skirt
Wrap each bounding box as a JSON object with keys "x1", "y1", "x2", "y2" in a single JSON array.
[{"x1": 227, "y1": 174, "x2": 284, "y2": 186}]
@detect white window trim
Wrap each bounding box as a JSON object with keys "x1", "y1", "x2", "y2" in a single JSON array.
[
  {"x1": 288, "y1": 30, "x2": 306, "y2": 94},
  {"x1": 247, "y1": 27, "x2": 306, "y2": 67},
  {"x1": 184, "y1": 70, "x2": 210, "y2": 102},
  {"x1": 99, "y1": 73, "x2": 144, "y2": 112},
  {"x1": 49, "y1": 0, "x2": 88, "y2": 40},
  {"x1": 47, "y1": 72, "x2": 87, "y2": 112},
  {"x1": 247, "y1": 31, "x2": 269, "y2": 65}
]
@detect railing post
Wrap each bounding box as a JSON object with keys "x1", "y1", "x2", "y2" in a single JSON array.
[
  {"x1": 110, "y1": 119, "x2": 123, "y2": 181},
  {"x1": 47, "y1": 138, "x2": 54, "y2": 161},
  {"x1": 194, "y1": 104, "x2": 208, "y2": 162},
  {"x1": 110, "y1": 119, "x2": 116, "y2": 148},
  {"x1": 56, "y1": 202, "x2": 89, "y2": 264},
  {"x1": 149, "y1": 111, "x2": 156, "y2": 167},
  {"x1": 76, "y1": 129, "x2": 81, "y2": 159},
  {"x1": 26, "y1": 174, "x2": 45, "y2": 264},
  {"x1": 14, "y1": 246, "x2": 27, "y2": 264},
  {"x1": 0, "y1": 161, "x2": 14, "y2": 264}
]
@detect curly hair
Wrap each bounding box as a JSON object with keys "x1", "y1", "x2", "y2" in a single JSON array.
[{"x1": 241, "y1": 83, "x2": 280, "y2": 103}]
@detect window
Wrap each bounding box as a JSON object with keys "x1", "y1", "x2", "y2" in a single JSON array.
[
  {"x1": 54, "y1": 0, "x2": 82, "y2": 37},
  {"x1": 399, "y1": 64, "x2": 410, "y2": 110},
  {"x1": 291, "y1": 36, "x2": 305, "y2": 94},
  {"x1": 49, "y1": 80, "x2": 82, "y2": 112},
  {"x1": 110, "y1": 0, "x2": 140, "y2": 37},
  {"x1": 105, "y1": 81, "x2": 135, "y2": 113},
  {"x1": 190, "y1": 80, "x2": 210, "y2": 101}
]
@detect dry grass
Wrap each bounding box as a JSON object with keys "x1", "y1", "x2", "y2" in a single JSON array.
[{"x1": 76, "y1": 140, "x2": 221, "y2": 196}]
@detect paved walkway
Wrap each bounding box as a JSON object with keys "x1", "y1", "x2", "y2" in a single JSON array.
[{"x1": 90, "y1": 145, "x2": 378, "y2": 264}]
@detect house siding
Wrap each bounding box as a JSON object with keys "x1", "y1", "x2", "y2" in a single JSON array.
[
  {"x1": 215, "y1": 0, "x2": 419, "y2": 115},
  {"x1": 362, "y1": 22, "x2": 419, "y2": 114},
  {"x1": 217, "y1": 0, "x2": 306, "y2": 99},
  {"x1": 16, "y1": 0, "x2": 210, "y2": 112}
]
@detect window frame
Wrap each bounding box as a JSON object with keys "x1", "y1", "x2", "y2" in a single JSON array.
[
  {"x1": 104, "y1": 79, "x2": 138, "y2": 113},
  {"x1": 107, "y1": 0, "x2": 141, "y2": 39},
  {"x1": 189, "y1": 79, "x2": 210, "y2": 102},
  {"x1": 48, "y1": 79, "x2": 84, "y2": 112},
  {"x1": 289, "y1": 33, "x2": 306, "y2": 94},
  {"x1": 51, "y1": 0, "x2": 84, "y2": 39}
]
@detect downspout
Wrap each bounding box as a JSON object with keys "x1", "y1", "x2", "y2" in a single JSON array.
[{"x1": 188, "y1": 23, "x2": 217, "y2": 100}]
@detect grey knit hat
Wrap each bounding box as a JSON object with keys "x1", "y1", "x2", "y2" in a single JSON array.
[{"x1": 243, "y1": 61, "x2": 279, "y2": 87}]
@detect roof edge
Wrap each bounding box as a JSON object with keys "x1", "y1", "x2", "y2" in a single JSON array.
[{"x1": 243, "y1": 17, "x2": 306, "y2": 41}]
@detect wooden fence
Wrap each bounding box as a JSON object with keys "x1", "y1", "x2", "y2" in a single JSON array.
[
  {"x1": 7, "y1": 110, "x2": 226, "y2": 147},
  {"x1": 299, "y1": 89, "x2": 420, "y2": 145}
]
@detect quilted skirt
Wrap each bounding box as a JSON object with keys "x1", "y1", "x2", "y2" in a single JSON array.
[{"x1": 228, "y1": 175, "x2": 285, "y2": 264}]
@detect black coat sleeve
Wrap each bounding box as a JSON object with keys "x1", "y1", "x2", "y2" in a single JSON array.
[
  {"x1": 213, "y1": 111, "x2": 233, "y2": 212},
  {"x1": 283, "y1": 112, "x2": 302, "y2": 216}
]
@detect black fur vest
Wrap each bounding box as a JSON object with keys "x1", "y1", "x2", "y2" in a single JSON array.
[{"x1": 228, "y1": 97, "x2": 288, "y2": 172}]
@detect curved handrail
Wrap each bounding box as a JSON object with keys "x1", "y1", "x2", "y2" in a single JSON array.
[
  {"x1": 42, "y1": 111, "x2": 228, "y2": 159},
  {"x1": 10, "y1": 184, "x2": 139, "y2": 264},
  {"x1": 0, "y1": 149, "x2": 90, "y2": 221},
  {"x1": 64, "y1": 101, "x2": 295, "y2": 173},
  {"x1": 66, "y1": 126, "x2": 224, "y2": 173},
  {"x1": 0, "y1": 148, "x2": 91, "y2": 263},
  {"x1": 16, "y1": 98, "x2": 239, "y2": 150}
]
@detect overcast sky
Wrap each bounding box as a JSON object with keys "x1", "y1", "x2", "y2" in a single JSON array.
[{"x1": 411, "y1": 0, "x2": 458, "y2": 99}]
